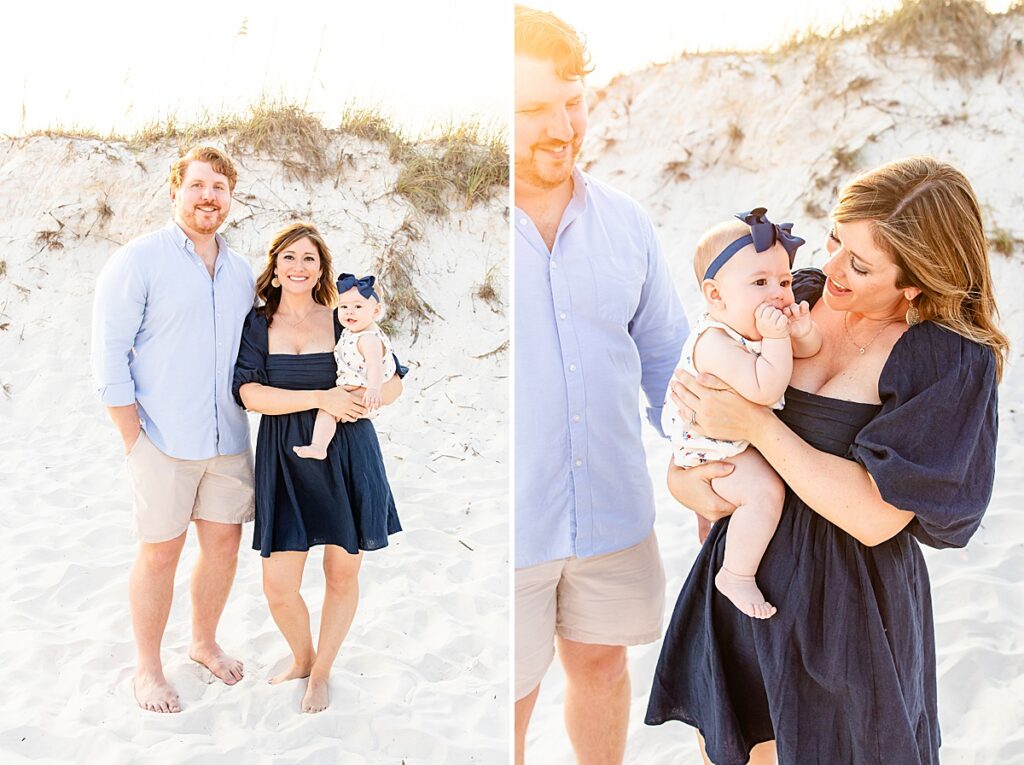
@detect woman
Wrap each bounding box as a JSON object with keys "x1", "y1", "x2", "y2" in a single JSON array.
[
  {"x1": 645, "y1": 157, "x2": 1007, "y2": 764},
  {"x1": 232, "y1": 222, "x2": 404, "y2": 713}
]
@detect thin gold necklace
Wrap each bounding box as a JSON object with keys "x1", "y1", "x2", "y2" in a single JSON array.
[
  {"x1": 278, "y1": 306, "x2": 316, "y2": 327},
  {"x1": 843, "y1": 313, "x2": 895, "y2": 354}
]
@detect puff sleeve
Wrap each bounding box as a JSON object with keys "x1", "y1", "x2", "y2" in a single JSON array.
[
  {"x1": 792, "y1": 268, "x2": 826, "y2": 308},
  {"x1": 848, "y1": 322, "x2": 998, "y2": 549},
  {"x1": 232, "y1": 308, "x2": 269, "y2": 408}
]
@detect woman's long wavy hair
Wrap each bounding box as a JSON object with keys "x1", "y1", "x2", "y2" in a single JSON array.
[
  {"x1": 832, "y1": 156, "x2": 1009, "y2": 381},
  {"x1": 255, "y1": 222, "x2": 337, "y2": 326}
]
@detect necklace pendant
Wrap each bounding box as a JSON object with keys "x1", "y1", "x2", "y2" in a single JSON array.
[{"x1": 859, "y1": 347, "x2": 865, "y2": 354}]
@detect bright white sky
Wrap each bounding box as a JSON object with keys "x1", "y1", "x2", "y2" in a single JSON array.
[
  {"x1": 534, "y1": 0, "x2": 1016, "y2": 88},
  {"x1": 1, "y1": 0, "x2": 509, "y2": 137},
  {"x1": 4, "y1": 1, "x2": 1014, "y2": 137}
]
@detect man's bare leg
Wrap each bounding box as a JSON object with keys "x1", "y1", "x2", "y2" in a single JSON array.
[
  {"x1": 558, "y1": 638, "x2": 629, "y2": 765},
  {"x1": 262, "y1": 551, "x2": 316, "y2": 685},
  {"x1": 303, "y1": 547, "x2": 362, "y2": 713},
  {"x1": 514, "y1": 684, "x2": 541, "y2": 765},
  {"x1": 189, "y1": 519, "x2": 244, "y2": 684},
  {"x1": 697, "y1": 732, "x2": 777, "y2": 765},
  {"x1": 130, "y1": 531, "x2": 187, "y2": 713}
]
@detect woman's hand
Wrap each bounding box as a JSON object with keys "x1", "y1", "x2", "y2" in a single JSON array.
[
  {"x1": 318, "y1": 387, "x2": 367, "y2": 423},
  {"x1": 667, "y1": 457, "x2": 738, "y2": 527},
  {"x1": 670, "y1": 369, "x2": 771, "y2": 444}
]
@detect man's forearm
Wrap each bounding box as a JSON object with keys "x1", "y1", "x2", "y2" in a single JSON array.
[{"x1": 106, "y1": 404, "x2": 141, "y2": 448}]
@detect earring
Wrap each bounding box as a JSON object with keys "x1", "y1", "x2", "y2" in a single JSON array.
[
  {"x1": 906, "y1": 302, "x2": 920, "y2": 326},
  {"x1": 271, "y1": 276, "x2": 280, "y2": 288}
]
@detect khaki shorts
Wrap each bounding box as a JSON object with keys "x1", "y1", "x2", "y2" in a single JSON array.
[
  {"x1": 514, "y1": 532, "x2": 665, "y2": 700},
  {"x1": 125, "y1": 431, "x2": 255, "y2": 543}
]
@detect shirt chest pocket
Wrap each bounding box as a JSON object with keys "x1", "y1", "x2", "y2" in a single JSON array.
[{"x1": 588, "y1": 258, "x2": 645, "y2": 327}]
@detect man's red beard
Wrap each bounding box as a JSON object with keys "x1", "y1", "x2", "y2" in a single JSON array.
[{"x1": 515, "y1": 137, "x2": 582, "y2": 190}]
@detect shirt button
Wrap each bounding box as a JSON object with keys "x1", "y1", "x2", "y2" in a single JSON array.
[
  {"x1": 568, "y1": 364, "x2": 577, "y2": 372},
  {"x1": 559, "y1": 312, "x2": 567, "y2": 320},
  {"x1": 574, "y1": 459, "x2": 583, "y2": 467},
  {"x1": 550, "y1": 261, "x2": 558, "y2": 269},
  {"x1": 572, "y1": 414, "x2": 581, "y2": 422},
  {"x1": 519, "y1": 217, "x2": 528, "y2": 226}
]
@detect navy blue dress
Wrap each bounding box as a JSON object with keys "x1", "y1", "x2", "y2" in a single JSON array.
[
  {"x1": 645, "y1": 270, "x2": 998, "y2": 765},
  {"x1": 232, "y1": 307, "x2": 402, "y2": 558}
]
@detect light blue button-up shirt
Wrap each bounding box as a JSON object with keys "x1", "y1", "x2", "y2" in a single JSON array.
[
  {"x1": 91, "y1": 221, "x2": 256, "y2": 460},
  {"x1": 515, "y1": 169, "x2": 689, "y2": 569}
]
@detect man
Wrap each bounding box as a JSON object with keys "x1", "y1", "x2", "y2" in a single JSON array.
[
  {"x1": 513, "y1": 6, "x2": 691, "y2": 763},
  {"x1": 92, "y1": 146, "x2": 257, "y2": 713}
]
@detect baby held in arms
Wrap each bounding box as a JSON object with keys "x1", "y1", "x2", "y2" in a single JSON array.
[
  {"x1": 293, "y1": 274, "x2": 397, "y2": 460},
  {"x1": 664, "y1": 209, "x2": 822, "y2": 618}
]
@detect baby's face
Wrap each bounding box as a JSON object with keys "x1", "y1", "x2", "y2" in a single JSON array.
[
  {"x1": 337, "y1": 287, "x2": 381, "y2": 332},
  {"x1": 709, "y1": 242, "x2": 794, "y2": 340}
]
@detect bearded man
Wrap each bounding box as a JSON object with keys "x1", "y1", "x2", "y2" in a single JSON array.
[{"x1": 92, "y1": 146, "x2": 256, "y2": 713}]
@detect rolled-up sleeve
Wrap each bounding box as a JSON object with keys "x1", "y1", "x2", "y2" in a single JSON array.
[{"x1": 91, "y1": 249, "x2": 145, "y2": 406}]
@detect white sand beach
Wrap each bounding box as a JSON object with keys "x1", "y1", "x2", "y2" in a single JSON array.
[
  {"x1": 0, "y1": 132, "x2": 509, "y2": 763},
  {"x1": 526, "y1": 7, "x2": 1024, "y2": 764}
]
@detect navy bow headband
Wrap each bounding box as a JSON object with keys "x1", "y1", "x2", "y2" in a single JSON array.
[
  {"x1": 702, "y1": 208, "x2": 805, "y2": 281},
  {"x1": 336, "y1": 273, "x2": 380, "y2": 302}
]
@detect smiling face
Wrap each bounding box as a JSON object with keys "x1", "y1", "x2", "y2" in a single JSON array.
[
  {"x1": 821, "y1": 220, "x2": 920, "y2": 319},
  {"x1": 274, "y1": 236, "x2": 322, "y2": 296},
  {"x1": 171, "y1": 160, "x2": 231, "y2": 236},
  {"x1": 337, "y1": 286, "x2": 381, "y2": 332},
  {"x1": 704, "y1": 242, "x2": 795, "y2": 340},
  {"x1": 514, "y1": 54, "x2": 587, "y2": 195}
]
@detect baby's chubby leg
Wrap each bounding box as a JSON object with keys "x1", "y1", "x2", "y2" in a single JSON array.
[
  {"x1": 708, "y1": 447, "x2": 785, "y2": 619},
  {"x1": 292, "y1": 409, "x2": 337, "y2": 460}
]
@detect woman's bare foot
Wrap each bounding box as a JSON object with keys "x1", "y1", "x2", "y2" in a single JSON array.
[
  {"x1": 715, "y1": 567, "x2": 777, "y2": 619},
  {"x1": 301, "y1": 676, "x2": 330, "y2": 713},
  {"x1": 134, "y1": 670, "x2": 181, "y2": 713},
  {"x1": 292, "y1": 444, "x2": 328, "y2": 460},
  {"x1": 189, "y1": 642, "x2": 244, "y2": 685},
  {"x1": 269, "y1": 658, "x2": 314, "y2": 685}
]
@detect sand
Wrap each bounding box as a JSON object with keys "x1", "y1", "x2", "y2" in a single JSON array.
[{"x1": 0, "y1": 136, "x2": 509, "y2": 763}]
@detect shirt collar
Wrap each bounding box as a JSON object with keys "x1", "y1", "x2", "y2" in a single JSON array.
[{"x1": 166, "y1": 220, "x2": 228, "y2": 264}]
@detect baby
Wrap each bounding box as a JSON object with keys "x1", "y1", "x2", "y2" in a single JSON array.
[
  {"x1": 664, "y1": 208, "x2": 822, "y2": 619},
  {"x1": 293, "y1": 273, "x2": 397, "y2": 460}
]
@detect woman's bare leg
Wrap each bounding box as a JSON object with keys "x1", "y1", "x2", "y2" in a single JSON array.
[
  {"x1": 303, "y1": 546, "x2": 362, "y2": 713},
  {"x1": 262, "y1": 551, "x2": 315, "y2": 684},
  {"x1": 697, "y1": 732, "x2": 777, "y2": 765}
]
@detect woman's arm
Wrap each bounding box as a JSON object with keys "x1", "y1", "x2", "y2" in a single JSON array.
[
  {"x1": 666, "y1": 457, "x2": 738, "y2": 522},
  {"x1": 675, "y1": 372, "x2": 914, "y2": 546},
  {"x1": 239, "y1": 383, "x2": 366, "y2": 422}
]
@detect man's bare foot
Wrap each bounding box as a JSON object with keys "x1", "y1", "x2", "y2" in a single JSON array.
[
  {"x1": 269, "y1": 659, "x2": 314, "y2": 685},
  {"x1": 715, "y1": 567, "x2": 777, "y2": 619},
  {"x1": 189, "y1": 642, "x2": 244, "y2": 685},
  {"x1": 134, "y1": 670, "x2": 181, "y2": 713},
  {"x1": 301, "y1": 676, "x2": 330, "y2": 713},
  {"x1": 293, "y1": 444, "x2": 328, "y2": 460}
]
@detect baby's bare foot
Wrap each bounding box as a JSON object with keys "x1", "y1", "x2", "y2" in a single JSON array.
[
  {"x1": 715, "y1": 567, "x2": 777, "y2": 619},
  {"x1": 293, "y1": 444, "x2": 328, "y2": 460},
  {"x1": 189, "y1": 642, "x2": 244, "y2": 685},
  {"x1": 134, "y1": 670, "x2": 181, "y2": 713},
  {"x1": 269, "y1": 659, "x2": 313, "y2": 685},
  {"x1": 301, "y1": 676, "x2": 330, "y2": 713}
]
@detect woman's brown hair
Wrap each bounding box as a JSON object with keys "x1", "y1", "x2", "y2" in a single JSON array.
[
  {"x1": 832, "y1": 156, "x2": 1009, "y2": 381},
  {"x1": 255, "y1": 222, "x2": 338, "y2": 326}
]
